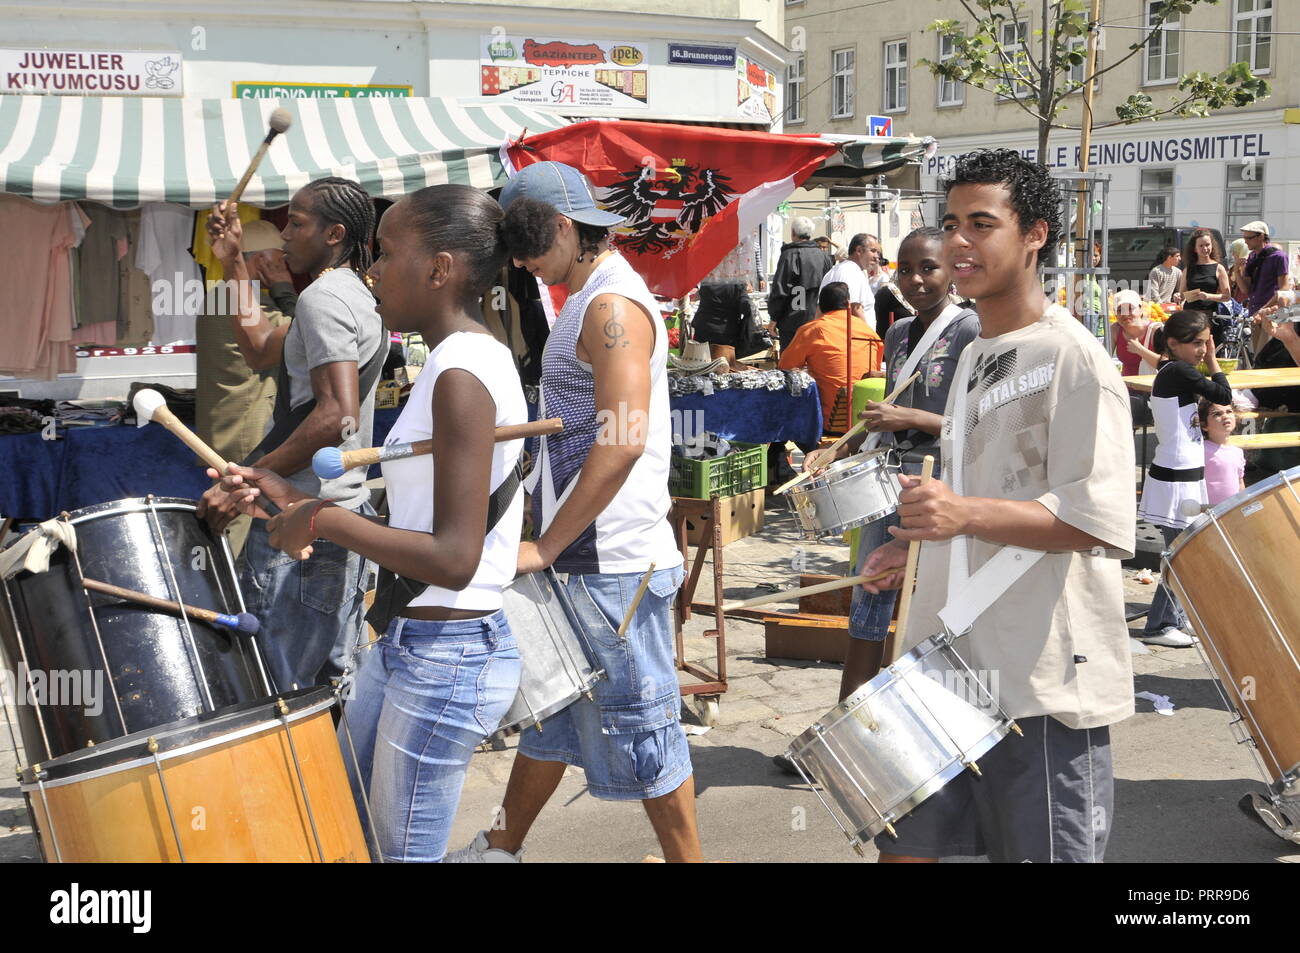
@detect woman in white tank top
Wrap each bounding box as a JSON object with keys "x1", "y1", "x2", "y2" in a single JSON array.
[{"x1": 219, "y1": 185, "x2": 526, "y2": 861}]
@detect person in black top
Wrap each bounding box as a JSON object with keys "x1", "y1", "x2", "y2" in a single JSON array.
[
  {"x1": 768, "y1": 216, "x2": 832, "y2": 350},
  {"x1": 691, "y1": 279, "x2": 762, "y2": 369},
  {"x1": 1177, "y1": 228, "x2": 1232, "y2": 347}
]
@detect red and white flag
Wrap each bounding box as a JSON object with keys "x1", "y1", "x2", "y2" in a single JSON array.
[{"x1": 506, "y1": 120, "x2": 837, "y2": 298}]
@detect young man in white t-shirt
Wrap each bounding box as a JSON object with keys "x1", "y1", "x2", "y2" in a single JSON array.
[{"x1": 860, "y1": 149, "x2": 1136, "y2": 863}]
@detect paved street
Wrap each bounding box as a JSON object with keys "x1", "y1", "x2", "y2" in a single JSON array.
[{"x1": 1, "y1": 494, "x2": 1289, "y2": 864}]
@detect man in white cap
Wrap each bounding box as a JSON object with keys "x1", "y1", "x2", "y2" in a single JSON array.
[{"x1": 1241, "y1": 220, "x2": 1292, "y2": 319}]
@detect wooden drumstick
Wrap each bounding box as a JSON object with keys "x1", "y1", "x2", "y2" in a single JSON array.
[
  {"x1": 228, "y1": 108, "x2": 292, "y2": 206},
  {"x1": 616, "y1": 563, "x2": 656, "y2": 638},
  {"x1": 81, "y1": 577, "x2": 261, "y2": 634},
  {"x1": 133, "y1": 389, "x2": 230, "y2": 474},
  {"x1": 720, "y1": 569, "x2": 897, "y2": 612},
  {"x1": 774, "y1": 370, "x2": 921, "y2": 496},
  {"x1": 890, "y1": 454, "x2": 935, "y2": 663},
  {"x1": 312, "y1": 417, "x2": 564, "y2": 479}
]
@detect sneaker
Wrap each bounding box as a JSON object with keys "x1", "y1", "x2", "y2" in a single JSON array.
[
  {"x1": 1139, "y1": 628, "x2": 1199, "y2": 648},
  {"x1": 443, "y1": 830, "x2": 523, "y2": 863}
]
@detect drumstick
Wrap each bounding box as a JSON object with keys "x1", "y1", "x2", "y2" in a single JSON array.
[
  {"x1": 133, "y1": 389, "x2": 230, "y2": 474},
  {"x1": 311, "y1": 417, "x2": 564, "y2": 480},
  {"x1": 720, "y1": 568, "x2": 897, "y2": 612},
  {"x1": 228, "y1": 108, "x2": 293, "y2": 205},
  {"x1": 890, "y1": 454, "x2": 935, "y2": 663},
  {"x1": 616, "y1": 563, "x2": 656, "y2": 638},
  {"x1": 81, "y1": 577, "x2": 260, "y2": 635},
  {"x1": 133, "y1": 388, "x2": 283, "y2": 517},
  {"x1": 773, "y1": 370, "x2": 921, "y2": 496}
]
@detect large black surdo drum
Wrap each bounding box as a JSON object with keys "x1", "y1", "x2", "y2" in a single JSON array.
[{"x1": 0, "y1": 497, "x2": 272, "y2": 762}]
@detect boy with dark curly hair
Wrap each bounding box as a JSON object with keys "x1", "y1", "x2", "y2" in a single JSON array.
[{"x1": 860, "y1": 149, "x2": 1136, "y2": 863}]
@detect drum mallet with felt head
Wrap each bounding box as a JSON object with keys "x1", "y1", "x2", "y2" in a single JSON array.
[
  {"x1": 81, "y1": 577, "x2": 261, "y2": 634},
  {"x1": 133, "y1": 388, "x2": 283, "y2": 517},
  {"x1": 228, "y1": 108, "x2": 292, "y2": 205},
  {"x1": 311, "y1": 417, "x2": 565, "y2": 480}
]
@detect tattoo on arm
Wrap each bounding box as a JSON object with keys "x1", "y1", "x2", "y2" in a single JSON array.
[{"x1": 599, "y1": 300, "x2": 629, "y2": 349}]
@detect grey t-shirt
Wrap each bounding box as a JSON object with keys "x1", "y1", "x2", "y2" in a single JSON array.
[
  {"x1": 881, "y1": 306, "x2": 980, "y2": 459},
  {"x1": 278, "y1": 268, "x2": 384, "y2": 506}
]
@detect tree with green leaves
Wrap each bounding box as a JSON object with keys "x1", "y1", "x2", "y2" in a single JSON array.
[{"x1": 923, "y1": 0, "x2": 1271, "y2": 166}]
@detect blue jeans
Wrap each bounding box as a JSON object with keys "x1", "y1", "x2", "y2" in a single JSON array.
[
  {"x1": 1144, "y1": 525, "x2": 1188, "y2": 636},
  {"x1": 238, "y1": 503, "x2": 373, "y2": 692},
  {"x1": 518, "y1": 565, "x2": 692, "y2": 801},
  {"x1": 848, "y1": 456, "x2": 922, "y2": 641},
  {"x1": 339, "y1": 611, "x2": 521, "y2": 862}
]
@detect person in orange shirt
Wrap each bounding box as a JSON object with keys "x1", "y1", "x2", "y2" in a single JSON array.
[{"x1": 779, "y1": 281, "x2": 883, "y2": 433}]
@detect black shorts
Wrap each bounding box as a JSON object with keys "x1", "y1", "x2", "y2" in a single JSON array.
[{"x1": 872, "y1": 715, "x2": 1114, "y2": 863}]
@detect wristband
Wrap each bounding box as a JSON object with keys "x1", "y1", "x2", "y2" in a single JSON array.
[{"x1": 308, "y1": 500, "x2": 336, "y2": 537}]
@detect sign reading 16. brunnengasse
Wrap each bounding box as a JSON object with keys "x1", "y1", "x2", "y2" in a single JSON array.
[{"x1": 1, "y1": 48, "x2": 183, "y2": 96}]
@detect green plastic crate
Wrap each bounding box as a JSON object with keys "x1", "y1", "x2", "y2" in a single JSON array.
[{"x1": 669, "y1": 442, "x2": 767, "y2": 498}]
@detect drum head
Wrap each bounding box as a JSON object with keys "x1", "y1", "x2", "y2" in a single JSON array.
[{"x1": 20, "y1": 688, "x2": 333, "y2": 786}]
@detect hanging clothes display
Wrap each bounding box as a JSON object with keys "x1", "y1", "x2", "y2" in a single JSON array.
[
  {"x1": 72, "y1": 203, "x2": 135, "y2": 345},
  {"x1": 136, "y1": 202, "x2": 202, "y2": 345},
  {"x1": 0, "y1": 194, "x2": 88, "y2": 380}
]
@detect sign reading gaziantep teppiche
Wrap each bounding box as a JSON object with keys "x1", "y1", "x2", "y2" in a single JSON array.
[
  {"x1": 480, "y1": 35, "x2": 648, "y2": 109},
  {"x1": 1, "y1": 48, "x2": 183, "y2": 96}
]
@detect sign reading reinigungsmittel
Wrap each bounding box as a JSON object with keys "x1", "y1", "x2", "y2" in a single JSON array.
[
  {"x1": 480, "y1": 35, "x2": 648, "y2": 109},
  {"x1": 1, "y1": 48, "x2": 183, "y2": 96}
]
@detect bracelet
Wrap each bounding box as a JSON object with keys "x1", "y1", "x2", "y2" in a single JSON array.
[{"x1": 308, "y1": 499, "x2": 336, "y2": 537}]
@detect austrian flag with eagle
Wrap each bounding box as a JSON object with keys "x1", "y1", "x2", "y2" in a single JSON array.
[{"x1": 506, "y1": 120, "x2": 838, "y2": 297}]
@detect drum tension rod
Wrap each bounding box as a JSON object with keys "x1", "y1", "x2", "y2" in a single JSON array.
[
  {"x1": 964, "y1": 760, "x2": 982, "y2": 778},
  {"x1": 1008, "y1": 721, "x2": 1023, "y2": 737},
  {"x1": 148, "y1": 736, "x2": 187, "y2": 863}
]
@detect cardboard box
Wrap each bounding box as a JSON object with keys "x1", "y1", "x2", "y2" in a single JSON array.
[{"x1": 683, "y1": 488, "x2": 765, "y2": 546}]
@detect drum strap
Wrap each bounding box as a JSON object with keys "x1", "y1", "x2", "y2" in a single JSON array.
[
  {"x1": 863, "y1": 303, "x2": 963, "y2": 453},
  {"x1": 937, "y1": 337, "x2": 1046, "y2": 637},
  {"x1": 364, "y1": 461, "x2": 525, "y2": 635}
]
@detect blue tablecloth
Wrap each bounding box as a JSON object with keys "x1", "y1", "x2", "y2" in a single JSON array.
[
  {"x1": 670, "y1": 382, "x2": 822, "y2": 449},
  {"x1": 0, "y1": 408, "x2": 402, "y2": 522}
]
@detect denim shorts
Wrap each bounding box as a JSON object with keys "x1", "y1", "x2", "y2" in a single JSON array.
[
  {"x1": 339, "y1": 611, "x2": 521, "y2": 862},
  {"x1": 518, "y1": 565, "x2": 693, "y2": 801},
  {"x1": 848, "y1": 457, "x2": 923, "y2": 642}
]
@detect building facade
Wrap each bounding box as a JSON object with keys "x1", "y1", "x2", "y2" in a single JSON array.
[{"x1": 786, "y1": 0, "x2": 1297, "y2": 244}]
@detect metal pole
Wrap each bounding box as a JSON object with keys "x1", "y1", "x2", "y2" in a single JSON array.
[{"x1": 1076, "y1": 0, "x2": 1103, "y2": 334}]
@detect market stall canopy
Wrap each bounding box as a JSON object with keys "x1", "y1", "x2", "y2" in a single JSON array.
[
  {"x1": 803, "y1": 135, "x2": 935, "y2": 185},
  {"x1": 0, "y1": 95, "x2": 568, "y2": 208}
]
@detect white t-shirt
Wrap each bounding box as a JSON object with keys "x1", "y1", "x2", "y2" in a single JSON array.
[
  {"x1": 380, "y1": 331, "x2": 526, "y2": 610},
  {"x1": 819, "y1": 260, "x2": 873, "y2": 313},
  {"x1": 136, "y1": 202, "x2": 202, "y2": 345},
  {"x1": 901, "y1": 307, "x2": 1137, "y2": 730}
]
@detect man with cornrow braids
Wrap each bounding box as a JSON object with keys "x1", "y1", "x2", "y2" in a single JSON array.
[{"x1": 198, "y1": 177, "x2": 386, "y2": 693}]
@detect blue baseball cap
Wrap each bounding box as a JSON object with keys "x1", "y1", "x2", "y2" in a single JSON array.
[{"x1": 499, "y1": 161, "x2": 625, "y2": 227}]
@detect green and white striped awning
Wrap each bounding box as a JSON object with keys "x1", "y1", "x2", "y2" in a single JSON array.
[
  {"x1": 805, "y1": 135, "x2": 936, "y2": 184},
  {"x1": 0, "y1": 95, "x2": 569, "y2": 208}
]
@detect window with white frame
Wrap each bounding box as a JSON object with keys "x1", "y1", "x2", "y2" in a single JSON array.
[
  {"x1": 832, "y1": 48, "x2": 855, "y2": 119},
  {"x1": 998, "y1": 19, "x2": 1030, "y2": 98},
  {"x1": 937, "y1": 33, "x2": 963, "y2": 106},
  {"x1": 785, "y1": 55, "x2": 805, "y2": 124},
  {"x1": 1234, "y1": 0, "x2": 1272, "y2": 73},
  {"x1": 884, "y1": 39, "x2": 908, "y2": 113},
  {"x1": 1145, "y1": 0, "x2": 1181, "y2": 84},
  {"x1": 1066, "y1": 36, "x2": 1094, "y2": 91},
  {"x1": 1139, "y1": 168, "x2": 1173, "y2": 227},
  {"x1": 1225, "y1": 161, "x2": 1265, "y2": 234}
]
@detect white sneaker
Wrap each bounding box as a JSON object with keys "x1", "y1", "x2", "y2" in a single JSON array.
[
  {"x1": 444, "y1": 830, "x2": 523, "y2": 863},
  {"x1": 1140, "y1": 628, "x2": 1199, "y2": 648}
]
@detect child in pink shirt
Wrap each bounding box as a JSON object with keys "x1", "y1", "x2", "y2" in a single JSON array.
[{"x1": 1200, "y1": 398, "x2": 1246, "y2": 505}]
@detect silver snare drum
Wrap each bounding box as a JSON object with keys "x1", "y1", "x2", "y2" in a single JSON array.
[
  {"x1": 498, "y1": 570, "x2": 604, "y2": 733},
  {"x1": 786, "y1": 449, "x2": 901, "y2": 540},
  {"x1": 786, "y1": 633, "x2": 1017, "y2": 855}
]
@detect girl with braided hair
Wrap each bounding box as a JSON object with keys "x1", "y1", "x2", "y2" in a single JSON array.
[{"x1": 199, "y1": 177, "x2": 386, "y2": 694}]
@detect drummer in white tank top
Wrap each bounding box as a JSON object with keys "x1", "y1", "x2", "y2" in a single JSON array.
[{"x1": 215, "y1": 185, "x2": 526, "y2": 862}]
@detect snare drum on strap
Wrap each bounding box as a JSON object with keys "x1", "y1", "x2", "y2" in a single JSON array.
[
  {"x1": 786, "y1": 633, "x2": 1017, "y2": 855},
  {"x1": 20, "y1": 688, "x2": 368, "y2": 863},
  {"x1": 498, "y1": 570, "x2": 604, "y2": 733},
  {"x1": 786, "y1": 450, "x2": 902, "y2": 540},
  {"x1": 0, "y1": 497, "x2": 272, "y2": 764},
  {"x1": 1164, "y1": 466, "x2": 1300, "y2": 795}
]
